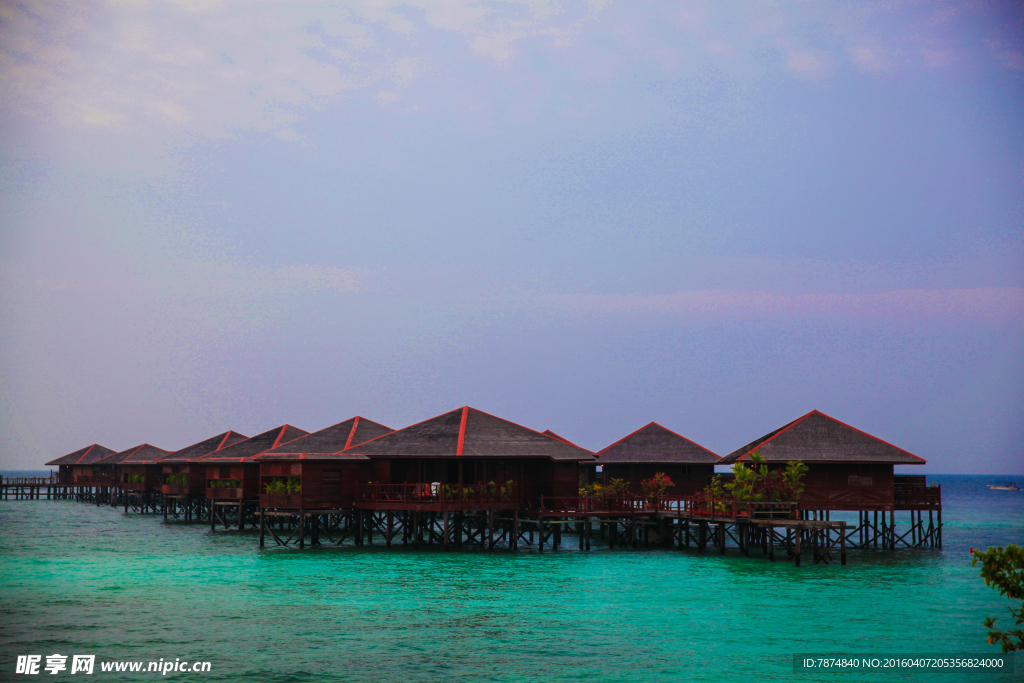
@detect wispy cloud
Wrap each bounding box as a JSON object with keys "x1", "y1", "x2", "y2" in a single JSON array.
[
  {"x1": 3, "y1": 1, "x2": 1020, "y2": 141},
  {"x1": 563, "y1": 287, "x2": 1024, "y2": 323}
]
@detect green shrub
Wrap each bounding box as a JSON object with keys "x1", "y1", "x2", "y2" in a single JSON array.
[{"x1": 262, "y1": 477, "x2": 300, "y2": 495}]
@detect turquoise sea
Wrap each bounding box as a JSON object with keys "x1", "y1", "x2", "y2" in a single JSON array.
[{"x1": 1, "y1": 474, "x2": 1021, "y2": 682}]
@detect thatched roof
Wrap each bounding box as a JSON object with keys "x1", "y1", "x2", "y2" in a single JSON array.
[
  {"x1": 155, "y1": 430, "x2": 250, "y2": 464},
  {"x1": 45, "y1": 444, "x2": 118, "y2": 466},
  {"x1": 345, "y1": 407, "x2": 595, "y2": 461},
  {"x1": 253, "y1": 416, "x2": 391, "y2": 461},
  {"x1": 95, "y1": 444, "x2": 171, "y2": 465},
  {"x1": 195, "y1": 425, "x2": 309, "y2": 463},
  {"x1": 718, "y1": 410, "x2": 926, "y2": 465},
  {"x1": 596, "y1": 423, "x2": 720, "y2": 464}
]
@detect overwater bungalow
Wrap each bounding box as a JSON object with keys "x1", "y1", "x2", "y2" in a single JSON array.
[
  {"x1": 45, "y1": 444, "x2": 118, "y2": 488},
  {"x1": 594, "y1": 423, "x2": 720, "y2": 496},
  {"x1": 93, "y1": 444, "x2": 171, "y2": 512},
  {"x1": 344, "y1": 406, "x2": 596, "y2": 510},
  {"x1": 154, "y1": 430, "x2": 249, "y2": 519},
  {"x1": 717, "y1": 409, "x2": 941, "y2": 549},
  {"x1": 252, "y1": 416, "x2": 392, "y2": 511},
  {"x1": 193, "y1": 424, "x2": 309, "y2": 512}
]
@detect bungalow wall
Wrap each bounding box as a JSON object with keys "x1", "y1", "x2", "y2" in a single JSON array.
[
  {"x1": 161, "y1": 463, "x2": 207, "y2": 497},
  {"x1": 72, "y1": 465, "x2": 116, "y2": 486},
  {"x1": 206, "y1": 463, "x2": 260, "y2": 501},
  {"x1": 601, "y1": 463, "x2": 715, "y2": 496},
  {"x1": 769, "y1": 462, "x2": 896, "y2": 511},
  {"x1": 121, "y1": 464, "x2": 162, "y2": 492},
  {"x1": 259, "y1": 461, "x2": 371, "y2": 510}
]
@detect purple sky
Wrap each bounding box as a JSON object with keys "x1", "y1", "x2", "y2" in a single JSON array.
[{"x1": 1, "y1": 1, "x2": 1021, "y2": 473}]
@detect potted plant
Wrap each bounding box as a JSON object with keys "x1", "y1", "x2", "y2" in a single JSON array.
[{"x1": 640, "y1": 472, "x2": 673, "y2": 509}]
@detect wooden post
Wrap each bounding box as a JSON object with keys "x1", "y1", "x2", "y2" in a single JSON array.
[
  {"x1": 884, "y1": 509, "x2": 892, "y2": 552},
  {"x1": 794, "y1": 528, "x2": 802, "y2": 566},
  {"x1": 512, "y1": 510, "x2": 519, "y2": 551},
  {"x1": 443, "y1": 511, "x2": 449, "y2": 552},
  {"x1": 840, "y1": 524, "x2": 847, "y2": 566},
  {"x1": 386, "y1": 511, "x2": 393, "y2": 549},
  {"x1": 539, "y1": 519, "x2": 545, "y2": 552},
  {"x1": 768, "y1": 526, "x2": 774, "y2": 561},
  {"x1": 718, "y1": 522, "x2": 725, "y2": 554}
]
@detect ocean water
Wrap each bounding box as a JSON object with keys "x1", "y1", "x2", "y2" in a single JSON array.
[{"x1": 0, "y1": 474, "x2": 1020, "y2": 682}]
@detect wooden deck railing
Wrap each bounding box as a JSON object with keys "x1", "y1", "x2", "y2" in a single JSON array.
[
  {"x1": 536, "y1": 494, "x2": 799, "y2": 519},
  {"x1": 894, "y1": 484, "x2": 941, "y2": 509},
  {"x1": 357, "y1": 483, "x2": 520, "y2": 505},
  {"x1": 537, "y1": 495, "x2": 649, "y2": 513}
]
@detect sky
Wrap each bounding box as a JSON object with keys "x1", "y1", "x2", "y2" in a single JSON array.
[{"x1": 0, "y1": 0, "x2": 1021, "y2": 474}]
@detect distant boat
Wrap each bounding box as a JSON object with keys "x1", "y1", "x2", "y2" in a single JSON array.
[{"x1": 986, "y1": 482, "x2": 1020, "y2": 491}]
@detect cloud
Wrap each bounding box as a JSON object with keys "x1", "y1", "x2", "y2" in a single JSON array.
[
  {"x1": 921, "y1": 49, "x2": 956, "y2": 68},
  {"x1": 2, "y1": 0, "x2": 1021, "y2": 142},
  {"x1": 0, "y1": 0, "x2": 603, "y2": 136},
  {"x1": 785, "y1": 49, "x2": 832, "y2": 80},
  {"x1": 850, "y1": 46, "x2": 893, "y2": 72},
  {"x1": 563, "y1": 287, "x2": 1024, "y2": 323},
  {"x1": 1001, "y1": 50, "x2": 1024, "y2": 70}
]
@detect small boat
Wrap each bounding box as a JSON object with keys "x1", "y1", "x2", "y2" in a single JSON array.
[{"x1": 986, "y1": 482, "x2": 1020, "y2": 491}]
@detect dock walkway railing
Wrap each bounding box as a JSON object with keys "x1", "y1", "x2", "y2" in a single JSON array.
[{"x1": 0, "y1": 474, "x2": 62, "y2": 486}]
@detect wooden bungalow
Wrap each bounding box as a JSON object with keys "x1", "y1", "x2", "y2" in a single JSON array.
[
  {"x1": 94, "y1": 444, "x2": 172, "y2": 493},
  {"x1": 153, "y1": 430, "x2": 249, "y2": 518},
  {"x1": 595, "y1": 423, "x2": 720, "y2": 496},
  {"x1": 155, "y1": 431, "x2": 249, "y2": 496},
  {"x1": 717, "y1": 410, "x2": 931, "y2": 512},
  {"x1": 45, "y1": 444, "x2": 118, "y2": 487},
  {"x1": 195, "y1": 424, "x2": 311, "y2": 505},
  {"x1": 342, "y1": 406, "x2": 596, "y2": 510},
  {"x1": 252, "y1": 417, "x2": 392, "y2": 510}
]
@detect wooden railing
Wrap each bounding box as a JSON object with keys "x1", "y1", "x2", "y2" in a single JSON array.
[
  {"x1": 536, "y1": 494, "x2": 798, "y2": 519},
  {"x1": 357, "y1": 483, "x2": 520, "y2": 505},
  {"x1": 0, "y1": 475, "x2": 62, "y2": 485},
  {"x1": 537, "y1": 495, "x2": 649, "y2": 513},
  {"x1": 894, "y1": 484, "x2": 941, "y2": 508}
]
